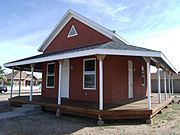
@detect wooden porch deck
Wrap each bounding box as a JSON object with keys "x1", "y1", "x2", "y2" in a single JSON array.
[{"x1": 9, "y1": 94, "x2": 174, "y2": 120}]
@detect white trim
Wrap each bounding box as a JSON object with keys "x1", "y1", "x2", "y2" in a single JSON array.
[
  {"x1": 29, "y1": 65, "x2": 34, "y2": 102},
  {"x1": 10, "y1": 68, "x2": 14, "y2": 98},
  {"x1": 4, "y1": 49, "x2": 161, "y2": 67},
  {"x1": 18, "y1": 70, "x2": 21, "y2": 96},
  {"x1": 58, "y1": 61, "x2": 62, "y2": 105},
  {"x1": 161, "y1": 53, "x2": 178, "y2": 73},
  {"x1": 146, "y1": 60, "x2": 151, "y2": 110},
  {"x1": 67, "y1": 25, "x2": 78, "y2": 37},
  {"x1": 128, "y1": 60, "x2": 133, "y2": 98},
  {"x1": 38, "y1": 10, "x2": 115, "y2": 52},
  {"x1": 164, "y1": 70, "x2": 167, "y2": 100},
  {"x1": 83, "y1": 58, "x2": 96, "y2": 90},
  {"x1": 157, "y1": 67, "x2": 161, "y2": 104},
  {"x1": 99, "y1": 58, "x2": 103, "y2": 110},
  {"x1": 171, "y1": 75, "x2": 174, "y2": 94},
  {"x1": 168, "y1": 73, "x2": 171, "y2": 97},
  {"x1": 46, "y1": 62, "x2": 55, "y2": 88}
]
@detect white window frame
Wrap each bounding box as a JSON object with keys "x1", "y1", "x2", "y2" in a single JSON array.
[
  {"x1": 67, "y1": 25, "x2": 78, "y2": 38},
  {"x1": 46, "y1": 62, "x2": 55, "y2": 88},
  {"x1": 141, "y1": 66, "x2": 145, "y2": 86},
  {"x1": 83, "y1": 58, "x2": 96, "y2": 90}
]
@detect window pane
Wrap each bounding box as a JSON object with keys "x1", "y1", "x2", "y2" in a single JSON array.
[
  {"x1": 141, "y1": 66, "x2": 145, "y2": 85},
  {"x1": 48, "y1": 64, "x2": 55, "y2": 74},
  {"x1": 85, "y1": 60, "x2": 95, "y2": 71},
  {"x1": 47, "y1": 76, "x2": 54, "y2": 87},
  {"x1": 84, "y1": 74, "x2": 95, "y2": 88}
]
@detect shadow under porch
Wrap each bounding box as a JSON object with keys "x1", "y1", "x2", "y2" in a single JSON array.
[{"x1": 9, "y1": 93, "x2": 174, "y2": 120}]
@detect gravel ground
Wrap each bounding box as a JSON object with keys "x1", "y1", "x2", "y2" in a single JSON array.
[{"x1": 0, "y1": 94, "x2": 179, "y2": 135}]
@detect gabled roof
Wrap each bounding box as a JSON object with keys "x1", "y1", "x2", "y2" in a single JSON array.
[
  {"x1": 5, "y1": 71, "x2": 37, "y2": 80},
  {"x1": 38, "y1": 9, "x2": 130, "y2": 52}
]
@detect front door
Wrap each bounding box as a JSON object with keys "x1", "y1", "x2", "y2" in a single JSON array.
[
  {"x1": 61, "y1": 59, "x2": 70, "y2": 98},
  {"x1": 128, "y1": 60, "x2": 133, "y2": 98}
]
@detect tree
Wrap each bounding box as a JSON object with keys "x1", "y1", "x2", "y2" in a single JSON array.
[{"x1": 0, "y1": 66, "x2": 6, "y2": 85}]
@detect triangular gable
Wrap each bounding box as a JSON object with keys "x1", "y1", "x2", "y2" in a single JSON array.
[{"x1": 38, "y1": 10, "x2": 116, "y2": 52}]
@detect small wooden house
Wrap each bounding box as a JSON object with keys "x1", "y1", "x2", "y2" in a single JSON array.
[{"x1": 4, "y1": 10, "x2": 177, "y2": 124}]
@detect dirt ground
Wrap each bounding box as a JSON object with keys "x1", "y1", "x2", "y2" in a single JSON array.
[{"x1": 0, "y1": 94, "x2": 179, "y2": 135}]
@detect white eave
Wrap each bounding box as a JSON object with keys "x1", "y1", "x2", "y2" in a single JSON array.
[{"x1": 4, "y1": 49, "x2": 161, "y2": 67}]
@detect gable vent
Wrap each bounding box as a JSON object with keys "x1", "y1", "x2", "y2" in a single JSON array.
[{"x1": 67, "y1": 25, "x2": 78, "y2": 37}]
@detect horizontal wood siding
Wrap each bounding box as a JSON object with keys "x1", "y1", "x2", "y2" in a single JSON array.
[
  {"x1": 42, "y1": 61, "x2": 59, "y2": 98},
  {"x1": 69, "y1": 55, "x2": 147, "y2": 104},
  {"x1": 44, "y1": 17, "x2": 111, "y2": 53}
]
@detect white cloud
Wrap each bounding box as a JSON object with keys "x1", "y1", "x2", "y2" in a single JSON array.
[
  {"x1": 62, "y1": 0, "x2": 129, "y2": 23},
  {"x1": 131, "y1": 27, "x2": 180, "y2": 71}
]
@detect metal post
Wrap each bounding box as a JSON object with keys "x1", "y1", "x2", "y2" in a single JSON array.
[
  {"x1": 30, "y1": 65, "x2": 34, "y2": 102},
  {"x1": 18, "y1": 70, "x2": 22, "y2": 96},
  {"x1": 168, "y1": 73, "x2": 171, "y2": 97},
  {"x1": 164, "y1": 70, "x2": 167, "y2": 100},
  {"x1": 147, "y1": 61, "x2": 151, "y2": 110},
  {"x1": 99, "y1": 59, "x2": 103, "y2": 110},
  {"x1": 10, "y1": 67, "x2": 14, "y2": 98},
  {"x1": 157, "y1": 67, "x2": 161, "y2": 104},
  {"x1": 171, "y1": 75, "x2": 174, "y2": 94}
]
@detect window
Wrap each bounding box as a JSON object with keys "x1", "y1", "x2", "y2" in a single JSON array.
[
  {"x1": 141, "y1": 66, "x2": 145, "y2": 85},
  {"x1": 83, "y1": 59, "x2": 96, "y2": 89},
  {"x1": 46, "y1": 63, "x2": 55, "y2": 88},
  {"x1": 67, "y1": 25, "x2": 78, "y2": 37}
]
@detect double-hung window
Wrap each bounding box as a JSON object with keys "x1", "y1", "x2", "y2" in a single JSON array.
[
  {"x1": 83, "y1": 59, "x2": 96, "y2": 89},
  {"x1": 46, "y1": 63, "x2": 55, "y2": 88},
  {"x1": 141, "y1": 66, "x2": 145, "y2": 85}
]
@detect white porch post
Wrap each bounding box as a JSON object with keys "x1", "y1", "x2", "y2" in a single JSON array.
[
  {"x1": 30, "y1": 64, "x2": 34, "y2": 102},
  {"x1": 164, "y1": 70, "x2": 167, "y2": 100},
  {"x1": 56, "y1": 60, "x2": 63, "y2": 117},
  {"x1": 10, "y1": 67, "x2": 14, "y2": 98},
  {"x1": 168, "y1": 72, "x2": 171, "y2": 97},
  {"x1": 156, "y1": 64, "x2": 161, "y2": 104},
  {"x1": 144, "y1": 57, "x2": 151, "y2": 110},
  {"x1": 171, "y1": 74, "x2": 174, "y2": 95},
  {"x1": 97, "y1": 55, "x2": 106, "y2": 111},
  {"x1": 18, "y1": 70, "x2": 22, "y2": 97}
]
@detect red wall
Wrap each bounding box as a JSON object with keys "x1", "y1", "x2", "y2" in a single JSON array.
[
  {"x1": 42, "y1": 61, "x2": 59, "y2": 98},
  {"x1": 69, "y1": 56, "x2": 99, "y2": 102},
  {"x1": 69, "y1": 55, "x2": 147, "y2": 104},
  {"x1": 44, "y1": 17, "x2": 111, "y2": 53},
  {"x1": 41, "y1": 55, "x2": 147, "y2": 104}
]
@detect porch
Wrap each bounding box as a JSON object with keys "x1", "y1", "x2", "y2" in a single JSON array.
[{"x1": 9, "y1": 93, "x2": 174, "y2": 120}]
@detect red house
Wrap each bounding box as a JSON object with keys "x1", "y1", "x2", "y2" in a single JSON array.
[{"x1": 4, "y1": 10, "x2": 177, "y2": 124}]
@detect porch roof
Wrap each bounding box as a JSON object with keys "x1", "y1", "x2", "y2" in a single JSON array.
[{"x1": 4, "y1": 41, "x2": 178, "y2": 73}]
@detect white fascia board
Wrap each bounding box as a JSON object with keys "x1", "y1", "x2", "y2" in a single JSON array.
[
  {"x1": 160, "y1": 53, "x2": 178, "y2": 74},
  {"x1": 38, "y1": 10, "x2": 114, "y2": 52},
  {"x1": 97, "y1": 49, "x2": 161, "y2": 57},
  {"x1": 4, "y1": 49, "x2": 98, "y2": 67},
  {"x1": 4, "y1": 49, "x2": 161, "y2": 68}
]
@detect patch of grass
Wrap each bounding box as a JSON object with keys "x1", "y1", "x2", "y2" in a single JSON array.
[{"x1": 153, "y1": 102, "x2": 180, "y2": 126}]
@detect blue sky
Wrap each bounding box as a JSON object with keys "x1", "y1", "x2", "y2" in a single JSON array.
[{"x1": 1, "y1": 0, "x2": 180, "y2": 72}]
